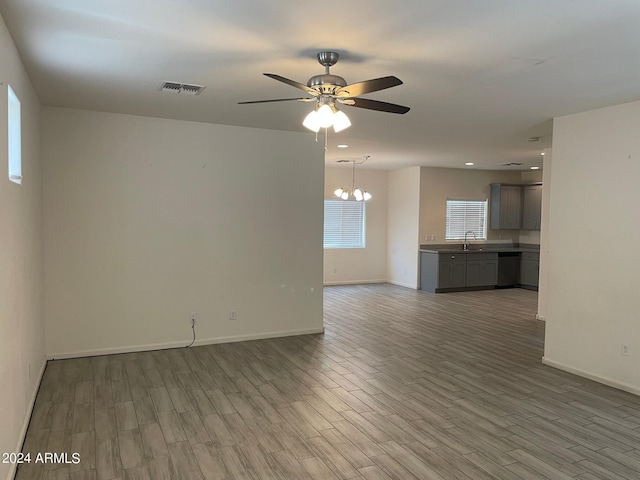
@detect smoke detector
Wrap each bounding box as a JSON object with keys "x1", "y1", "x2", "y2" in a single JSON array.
[{"x1": 160, "y1": 81, "x2": 205, "y2": 95}]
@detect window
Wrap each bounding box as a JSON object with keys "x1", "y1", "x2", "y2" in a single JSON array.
[
  {"x1": 445, "y1": 199, "x2": 487, "y2": 240},
  {"x1": 324, "y1": 200, "x2": 365, "y2": 248},
  {"x1": 8, "y1": 84, "x2": 21, "y2": 184}
]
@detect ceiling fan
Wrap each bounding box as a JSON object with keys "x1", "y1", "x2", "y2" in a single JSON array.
[{"x1": 238, "y1": 51, "x2": 410, "y2": 132}]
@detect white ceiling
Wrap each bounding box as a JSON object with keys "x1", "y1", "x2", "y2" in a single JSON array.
[{"x1": 2, "y1": 0, "x2": 640, "y2": 170}]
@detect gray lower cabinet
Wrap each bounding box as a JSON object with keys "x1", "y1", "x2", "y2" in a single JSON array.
[
  {"x1": 420, "y1": 251, "x2": 497, "y2": 292},
  {"x1": 519, "y1": 252, "x2": 539, "y2": 289},
  {"x1": 438, "y1": 254, "x2": 466, "y2": 289},
  {"x1": 465, "y1": 253, "x2": 498, "y2": 287}
]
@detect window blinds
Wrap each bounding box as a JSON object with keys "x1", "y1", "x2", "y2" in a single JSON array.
[
  {"x1": 445, "y1": 199, "x2": 487, "y2": 240},
  {"x1": 324, "y1": 200, "x2": 365, "y2": 248}
]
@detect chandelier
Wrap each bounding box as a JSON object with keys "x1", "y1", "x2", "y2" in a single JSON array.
[{"x1": 334, "y1": 156, "x2": 371, "y2": 201}]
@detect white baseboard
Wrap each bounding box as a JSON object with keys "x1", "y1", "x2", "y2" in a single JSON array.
[
  {"x1": 388, "y1": 281, "x2": 418, "y2": 289},
  {"x1": 46, "y1": 327, "x2": 325, "y2": 360},
  {"x1": 323, "y1": 279, "x2": 386, "y2": 286},
  {"x1": 542, "y1": 356, "x2": 640, "y2": 397},
  {"x1": 536, "y1": 314, "x2": 546, "y2": 321},
  {"x1": 9, "y1": 358, "x2": 47, "y2": 480}
]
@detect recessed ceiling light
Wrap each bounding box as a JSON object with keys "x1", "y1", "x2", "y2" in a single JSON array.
[
  {"x1": 540, "y1": 152, "x2": 545, "y2": 156},
  {"x1": 530, "y1": 166, "x2": 540, "y2": 170},
  {"x1": 337, "y1": 144, "x2": 349, "y2": 148},
  {"x1": 465, "y1": 162, "x2": 474, "y2": 166}
]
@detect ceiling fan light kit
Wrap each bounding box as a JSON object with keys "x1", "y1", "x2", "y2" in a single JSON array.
[{"x1": 239, "y1": 51, "x2": 409, "y2": 133}]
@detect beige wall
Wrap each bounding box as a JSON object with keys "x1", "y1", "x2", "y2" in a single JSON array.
[
  {"x1": 418, "y1": 167, "x2": 527, "y2": 246},
  {"x1": 323, "y1": 167, "x2": 387, "y2": 284},
  {"x1": 0, "y1": 13, "x2": 45, "y2": 480},
  {"x1": 387, "y1": 167, "x2": 421, "y2": 288},
  {"x1": 42, "y1": 108, "x2": 325, "y2": 358},
  {"x1": 544, "y1": 100, "x2": 640, "y2": 394}
]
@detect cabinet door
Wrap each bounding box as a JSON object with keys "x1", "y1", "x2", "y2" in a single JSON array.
[
  {"x1": 490, "y1": 184, "x2": 522, "y2": 229},
  {"x1": 467, "y1": 258, "x2": 498, "y2": 287},
  {"x1": 504, "y1": 186, "x2": 522, "y2": 229},
  {"x1": 522, "y1": 185, "x2": 542, "y2": 230},
  {"x1": 466, "y1": 260, "x2": 482, "y2": 287},
  {"x1": 451, "y1": 261, "x2": 466, "y2": 287},
  {"x1": 519, "y1": 253, "x2": 540, "y2": 287},
  {"x1": 438, "y1": 255, "x2": 466, "y2": 288},
  {"x1": 480, "y1": 260, "x2": 498, "y2": 286}
]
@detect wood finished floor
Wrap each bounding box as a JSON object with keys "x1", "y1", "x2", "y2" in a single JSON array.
[{"x1": 17, "y1": 284, "x2": 640, "y2": 480}]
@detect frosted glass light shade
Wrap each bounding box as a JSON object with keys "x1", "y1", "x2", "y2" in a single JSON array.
[
  {"x1": 363, "y1": 191, "x2": 372, "y2": 201},
  {"x1": 303, "y1": 110, "x2": 321, "y2": 132},
  {"x1": 332, "y1": 110, "x2": 351, "y2": 132},
  {"x1": 334, "y1": 187, "x2": 344, "y2": 197},
  {"x1": 317, "y1": 104, "x2": 334, "y2": 128}
]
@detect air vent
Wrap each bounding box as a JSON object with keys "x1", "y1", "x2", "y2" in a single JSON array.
[
  {"x1": 160, "y1": 81, "x2": 205, "y2": 95},
  {"x1": 336, "y1": 160, "x2": 350, "y2": 163},
  {"x1": 501, "y1": 162, "x2": 523, "y2": 167}
]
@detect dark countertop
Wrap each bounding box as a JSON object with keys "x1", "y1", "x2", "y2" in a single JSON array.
[{"x1": 420, "y1": 244, "x2": 540, "y2": 254}]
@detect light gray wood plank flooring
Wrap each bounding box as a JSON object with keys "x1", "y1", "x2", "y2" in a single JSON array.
[{"x1": 16, "y1": 285, "x2": 640, "y2": 479}]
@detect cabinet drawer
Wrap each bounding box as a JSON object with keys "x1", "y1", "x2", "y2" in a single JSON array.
[
  {"x1": 464, "y1": 252, "x2": 498, "y2": 261},
  {"x1": 439, "y1": 254, "x2": 465, "y2": 262}
]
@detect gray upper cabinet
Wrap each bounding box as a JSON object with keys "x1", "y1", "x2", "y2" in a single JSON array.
[
  {"x1": 522, "y1": 184, "x2": 542, "y2": 230},
  {"x1": 490, "y1": 184, "x2": 522, "y2": 229}
]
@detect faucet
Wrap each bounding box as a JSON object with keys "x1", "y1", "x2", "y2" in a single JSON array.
[{"x1": 463, "y1": 230, "x2": 476, "y2": 250}]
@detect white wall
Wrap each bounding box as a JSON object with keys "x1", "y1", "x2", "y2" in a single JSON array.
[
  {"x1": 544, "y1": 100, "x2": 640, "y2": 394},
  {"x1": 0, "y1": 13, "x2": 45, "y2": 480},
  {"x1": 43, "y1": 108, "x2": 325, "y2": 358},
  {"x1": 419, "y1": 167, "x2": 524, "y2": 246},
  {"x1": 323, "y1": 167, "x2": 387, "y2": 284},
  {"x1": 536, "y1": 149, "x2": 552, "y2": 321},
  {"x1": 387, "y1": 167, "x2": 421, "y2": 288}
]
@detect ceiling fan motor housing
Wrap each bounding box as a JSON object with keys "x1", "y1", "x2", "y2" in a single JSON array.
[{"x1": 307, "y1": 74, "x2": 347, "y2": 93}]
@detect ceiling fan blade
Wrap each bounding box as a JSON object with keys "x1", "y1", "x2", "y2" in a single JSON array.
[
  {"x1": 342, "y1": 97, "x2": 410, "y2": 114},
  {"x1": 238, "y1": 97, "x2": 315, "y2": 105},
  {"x1": 263, "y1": 73, "x2": 319, "y2": 96},
  {"x1": 335, "y1": 76, "x2": 403, "y2": 97}
]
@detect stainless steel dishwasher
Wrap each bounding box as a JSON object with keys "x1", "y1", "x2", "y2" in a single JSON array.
[{"x1": 497, "y1": 252, "x2": 520, "y2": 287}]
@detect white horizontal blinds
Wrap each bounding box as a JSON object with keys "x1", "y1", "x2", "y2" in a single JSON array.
[
  {"x1": 324, "y1": 200, "x2": 365, "y2": 248},
  {"x1": 445, "y1": 199, "x2": 487, "y2": 240}
]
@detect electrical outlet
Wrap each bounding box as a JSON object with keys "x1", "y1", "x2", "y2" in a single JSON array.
[
  {"x1": 622, "y1": 344, "x2": 631, "y2": 357},
  {"x1": 229, "y1": 310, "x2": 236, "y2": 321},
  {"x1": 190, "y1": 312, "x2": 196, "y2": 326}
]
